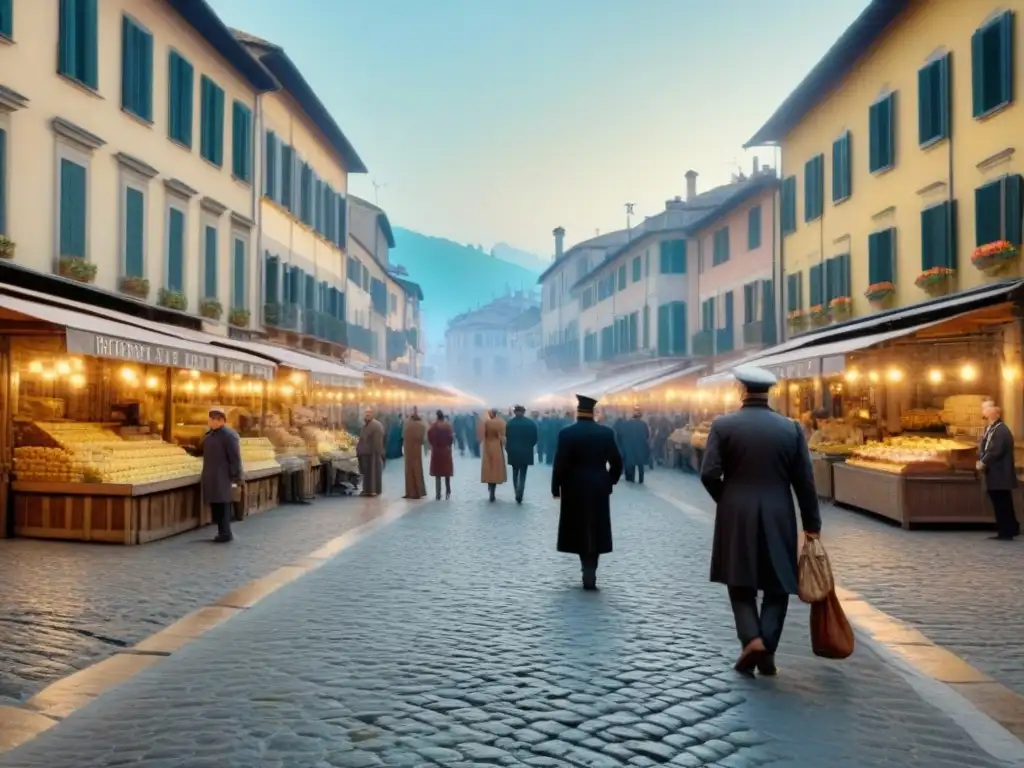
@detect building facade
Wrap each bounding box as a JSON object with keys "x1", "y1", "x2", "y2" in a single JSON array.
[
  {"x1": 747, "y1": 0, "x2": 1024, "y2": 338},
  {"x1": 0, "y1": 0, "x2": 276, "y2": 334}
]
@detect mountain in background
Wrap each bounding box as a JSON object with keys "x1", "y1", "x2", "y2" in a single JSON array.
[
  {"x1": 390, "y1": 227, "x2": 542, "y2": 346},
  {"x1": 490, "y1": 242, "x2": 551, "y2": 273}
]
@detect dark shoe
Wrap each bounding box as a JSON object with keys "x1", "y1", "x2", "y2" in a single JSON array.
[
  {"x1": 756, "y1": 653, "x2": 778, "y2": 676},
  {"x1": 436, "y1": 493, "x2": 441, "y2": 500},
  {"x1": 213, "y1": 534, "x2": 233, "y2": 543},
  {"x1": 445, "y1": 492, "x2": 451, "y2": 500},
  {"x1": 735, "y1": 638, "x2": 766, "y2": 676}
]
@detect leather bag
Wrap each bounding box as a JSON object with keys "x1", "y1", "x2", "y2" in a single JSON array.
[
  {"x1": 810, "y1": 589, "x2": 855, "y2": 659},
  {"x1": 798, "y1": 537, "x2": 834, "y2": 604}
]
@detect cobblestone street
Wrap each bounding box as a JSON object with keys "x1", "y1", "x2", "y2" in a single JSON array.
[
  {"x1": 0, "y1": 458, "x2": 1014, "y2": 767},
  {"x1": 643, "y1": 468, "x2": 1024, "y2": 697}
]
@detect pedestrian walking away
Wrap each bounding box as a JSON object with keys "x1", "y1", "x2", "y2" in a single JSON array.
[
  {"x1": 619, "y1": 405, "x2": 652, "y2": 483},
  {"x1": 428, "y1": 409, "x2": 455, "y2": 500},
  {"x1": 506, "y1": 404, "x2": 538, "y2": 503},
  {"x1": 977, "y1": 399, "x2": 1020, "y2": 540},
  {"x1": 357, "y1": 408, "x2": 385, "y2": 497},
  {"x1": 531, "y1": 410, "x2": 544, "y2": 464},
  {"x1": 197, "y1": 407, "x2": 242, "y2": 543},
  {"x1": 552, "y1": 394, "x2": 623, "y2": 590},
  {"x1": 479, "y1": 408, "x2": 507, "y2": 501},
  {"x1": 402, "y1": 406, "x2": 428, "y2": 499},
  {"x1": 700, "y1": 366, "x2": 821, "y2": 677}
]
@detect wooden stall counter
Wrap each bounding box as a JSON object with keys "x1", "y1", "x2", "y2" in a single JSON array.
[
  {"x1": 811, "y1": 455, "x2": 835, "y2": 501},
  {"x1": 226, "y1": 466, "x2": 283, "y2": 521},
  {"x1": 12, "y1": 475, "x2": 202, "y2": 545}
]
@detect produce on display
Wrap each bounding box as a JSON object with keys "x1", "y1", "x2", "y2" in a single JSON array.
[
  {"x1": 900, "y1": 408, "x2": 945, "y2": 432},
  {"x1": 846, "y1": 436, "x2": 976, "y2": 474},
  {"x1": 265, "y1": 426, "x2": 308, "y2": 457},
  {"x1": 240, "y1": 437, "x2": 280, "y2": 473},
  {"x1": 941, "y1": 395, "x2": 989, "y2": 439},
  {"x1": 690, "y1": 422, "x2": 711, "y2": 450}
]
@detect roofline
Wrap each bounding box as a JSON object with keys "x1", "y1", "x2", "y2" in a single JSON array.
[
  {"x1": 349, "y1": 195, "x2": 396, "y2": 248},
  {"x1": 168, "y1": 1, "x2": 277, "y2": 92},
  {"x1": 743, "y1": 0, "x2": 909, "y2": 148},
  {"x1": 536, "y1": 231, "x2": 629, "y2": 284},
  {"x1": 392, "y1": 276, "x2": 424, "y2": 301}
]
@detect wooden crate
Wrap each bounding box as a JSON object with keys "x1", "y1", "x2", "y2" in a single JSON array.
[{"x1": 241, "y1": 472, "x2": 281, "y2": 518}]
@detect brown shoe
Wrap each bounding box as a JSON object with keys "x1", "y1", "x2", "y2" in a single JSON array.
[
  {"x1": 735, "y1": 638, "x2": 766, "y2": 676},
  {"x1": 756, "y1": 653, "x2": 778, "y2": 676}
]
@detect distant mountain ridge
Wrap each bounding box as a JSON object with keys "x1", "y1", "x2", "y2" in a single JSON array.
[{"x1": 389, "y1": 227, "x2": 542, "y2": 347}]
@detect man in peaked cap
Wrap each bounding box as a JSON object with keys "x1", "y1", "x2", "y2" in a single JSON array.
[
  {"x1": 552, "y1": 394, "x2": 623, "y2": 590},
  {"x1": 505, "y1": 405, "x2": 539, "y2": 504},
  {"x1": 700, "y1": 366, "x2": 822, "y2": 676}
]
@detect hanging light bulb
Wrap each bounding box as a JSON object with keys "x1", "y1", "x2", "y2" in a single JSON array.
[
  {"x1": 960, "y1": 363, "x2": 977, "y2": 382},
  {"x1": 928, "y1": 368, "x2": 943, "y2": 384},
  {"x1": 55, "y1": 360, "x2": 71, "y2": 376}
]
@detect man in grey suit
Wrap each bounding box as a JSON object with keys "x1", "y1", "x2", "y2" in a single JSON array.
[
  {"x1": 978, "y1": 400, "x2": 1019, "y2": 541},
  {"x1": 700, "y1": 366, "x2": 821, "y2": 676}
]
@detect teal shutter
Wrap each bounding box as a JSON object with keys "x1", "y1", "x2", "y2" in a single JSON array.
[
  {"x1": 58, "y1": 0, "x2": 76, "y2": 79},
  {"x1": 167, "y1": 207, "x2": 184, "y2": 291},
  {"x1": 124, "y1": 187, "x2": 144, "y2": 278},
  {"x1": 59, "y1": 0, "x2": 97, "y2": 88},
  {"x1": 971, "y1": 26, "x2": 986, "y2": 117},
  {"x1": 264, "y1": 131, "x2": 277, "y2": 199},
  {"x1": 922, "y1": 201, "x2": 957, "y2": 270},
  {"x1": 0, "y1": 128, "x2": 6, "y2": 235},
  {"x1": 975, "y1": 180, "x2": 1004, "y2": 246},
  {"x1": 232, "y1": 238, "x2": 246, "y2": 308},
  {"x1": 999, "y1": 12, "x2": 1014, "y2": 109},
  {"x1": 642, "y1": 305, "x2": 649, "y2": 348},
  {"x1": 809, "y1": 263, "x2": 823, "y2": 307},
  {"x1": 747, "y1": 206, "x2": 761, "y2": 249},
  {"x1": 974, "y1": 12, "x2": 1015, "y2": 116},
  {"x1": 868, "y1": 229, "x2": 895, "y2": 284},
  {"x1": 264, "y1": 253, "x2": 279, "y2": 303},
  {"x1": 168, "y1": 52, "x2": 193, "y2": 147},
  {"x1": 59, "y1": 159, "x2": 87, "y2": 258},
  {"x1": 632, "y1": 257, "x2": 641, "y2": 281},
  {"x1": 121, "y1": 17, "x2": 153, "y2": 121},
  {"x1": 657, "y1": 303, "x2": 670, "y2": 355},
  {"x1": 659, "y1": 241, "x2": 669, "y2": 273},
  {"x1": 231, "y1": 101, "x2": 252, "y2": 181},
  {"x1": 1006, "y1": 175, "x2": 1023, "y2": 246},
  {"x1": 832, "y1": 133, "x2": 851, "y2": 201},
  {"x1": 781, "y1": 176, "x2": 797, "y2": 234},
  {"x1": 0, "y1": 0, "x2": 12, "y2": 38},
  {"x1": 200, "y1": 76, "x2": 224, "y2": 166},
  {"x1": 304, "y1": 273, "x2": 315, "y2": 310},
  {"x1": 81, "y1": 0, "x2": 97, "y2": 88},
  {"x1": 919, "y1": 56, "x2": 950, "y2": 145},
  {"x1": 203, "y1": 225, "x2": 217, "y2": 298},
  {"x1": 869, "y1": 96, "x2": 895, "y2": 172}
]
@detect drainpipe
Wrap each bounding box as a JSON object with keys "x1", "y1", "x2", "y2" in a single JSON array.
[
  {"x1": 254, "y1": 92, "x2": 263, "y2": 332},
  {"x1": 775, "y1": 145, "x2": 785, "y2": 344}
]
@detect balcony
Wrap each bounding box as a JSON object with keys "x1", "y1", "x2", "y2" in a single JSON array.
[
  {"x1": 716, "y1": 327, "x2": 734, "y2": 354},
  {"x1": 742, "y1": 320, "x2": 764, "y2": 347},
  {"x1": 263, "y1": 301, "x2": 301, "y2": 332},
  {"x1": 541, "y1": 340, "x2": 581, "y2": 371},
  {"x1": 348, "y1": 324, "x2": 377, "y2": 357},
  {"x1": 692, "y1": 330, "x2": 713, "y2": 356}
]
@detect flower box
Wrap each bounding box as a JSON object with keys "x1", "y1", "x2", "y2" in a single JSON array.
[
  {"x1": 828, "y1": 296, "x2": 852, "y2": 320},
  {"x1": 807, "y1": 303, "x2": 830, "y2": 325},
  {"x1": 58, "y1": 256, "x2": 97, "y2": 284},
  {"x1": 971, "y1": 240, "x2": 1019, "y2": 273},
  {"x1": 229, "y1": 307, "x2": 250, "y2": 328},
  {"x1": 915, "y1": 267, "x2": 955, "y2": 295},
  {"x1": 157, "y1": 288, "x2": 188, "y2": 311},
  {"x1": 199, "y1": 297, "x2": 223, "y2": 320},
  {"x1": 119, "y1": 275, "x2": 150, "y2": 299},
  {"x1": 864, "y1": 281, "x2": 896, "y2": 303},
  {"x1": 0, "y1": 236, "x2": 15, "y2": 260}
]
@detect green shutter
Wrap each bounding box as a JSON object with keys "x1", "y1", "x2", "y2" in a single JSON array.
[
  {"x1": 1006, "y1": 175, "x2": 1023, "y2": 246},
  {"x1": 232, "y1": 238, "x2": 246, "y2": 309},
  {"x1": 232, "y1": 101, "x2": 252, "y2": 181},
  {"x1": 121, "y1": 17, "x2": 153, "y2": 121},
  {"x1": 868, "y1": 229, "x2": 895, "y2": 284},
  {"x1": 0, "y1": 128, "x2": 6, "y2": 235},
  {"x1": 999, "y1": 12, "x2": 1014, "y2": 109},
  {"x1": 81, "y1": 0, "x2": 97, "y2": 88},
  {"x1": 265, "y1": 253, "x2": 279, "y2": 303},
  {"x1": 974, "y1": 12, "x2": 1015, "y2": 116},
  {"x1": 0, "y1": 0, "x2": 12, "y2": 38},
  {"x1": 124, "y1": 187, "x2": 144, "y2": 278},
  {"x1": 781, "y1": 176, "x2": 797, "y2": 234},
  {"x1": 167, "y1": 207, "x2": 184, "y2": 291},
  {"x1": 809, "y1": 263, "x2": 823, "y2": 307},
  {"x1": 975, "y1": 180, "x2": 1004, "y2": 246},
  {"x1": 200, "y1": 76, "x2": 224, "y2": 166},
  {"x1": 922, "y1": 201, "x2": 957, "y2": 271},
  {"x1": 59, "y1": 159, "x2": 87, "y2": 259},
  {"x1": 168, "y1": 52, "x2": 193, "y2": 147},
  {"x1": 919, "y1": 56, "x2": 950, "y2": 145},
  {"x1": 657, "y1": 303, "x2": 670, "y2": 355},
  {"x1": 58, "y1": 0, "x2": 76, "y2": 79},
  {"x1": 59, "y1": 0, "x2": 97, "y2": 88},
  {"x1": 642, "y1": 305, "x2": 649, "y2": 348},
  {"x1": 747, "y1": 205, "x2": 761, "y2": 249},
  {"x1": 204, "y1": 225, "x2": 217, "y2": 298},
  {"x1": 832, "y1": 133, "x2": 851, "y2": 201}
]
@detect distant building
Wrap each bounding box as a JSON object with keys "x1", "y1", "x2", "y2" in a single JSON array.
[{"x1": 445, "y1": 291, "x2": 541, "y2": 405}]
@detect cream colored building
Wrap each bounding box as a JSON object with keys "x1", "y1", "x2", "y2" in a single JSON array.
[{"x1": 0, "y1": 0, "x2": 277, "y2": 333}]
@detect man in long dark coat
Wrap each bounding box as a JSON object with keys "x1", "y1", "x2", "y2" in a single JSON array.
[
  {"x1": 618, "y1": 406, "x2": 652, "y2": 484},
  {"x1": 198, "y1": 408, "x2": 242, "y2": 543},
  {"x1": 506, "y1": 405, "x2": 539, "y2": 504},
  {"x1": 978, "y1": 399, "x2": 1019, "y2": 540},
  {"x1": 552, "y1": 394, "x2": 623, "y2": 590},
  {"x1": 700, "y1": 366, "x2": 821, "y2": 676}
]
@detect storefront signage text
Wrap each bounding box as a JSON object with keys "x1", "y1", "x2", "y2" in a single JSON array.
[
  {"x1": 768, "y1": 358, "x2": 821, "y2": 380},
  {"x1": 218, "y1": 359, "x2": 275, "y2": 381},
  {"x1": 67, "y1": 329, "x2": 217, "y2": 372}
]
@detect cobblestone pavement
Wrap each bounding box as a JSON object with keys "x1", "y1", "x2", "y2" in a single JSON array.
[
  {"x1": 643, "y1": 467, "x2": 1024, "y2": 698},
  {"x1": 0, "y1": 466, "x2": 405, "y2": 707},
  {"x1": 0, "y1": 458, "x2": 1012, "y2": 767}
]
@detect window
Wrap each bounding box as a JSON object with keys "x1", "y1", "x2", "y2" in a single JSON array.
[
  {"x1": 918, "y1": 54, "x2": 951, "y2": 145},
  {"x1": 809, "y1": 263, "x2": 824, "y2": 308},
  {"x1": 628, "y1": 311, "x2": 639, "y2": 351},
  {"x1": 743, "y1": 281, "x2": 761, "y2": 324},
  {"x1": 264, "y1": 131, "x2": 278, "y2": 200},
  {"x1": 869, "y1": 93, "x2": 896, "y2": 172},
  {"x1": 121, "y1": 16, "x2": 153, "y2": 121},
  {"x1": 747, "y1": 206, "x2": 762, "y2": 250},
  {"x1": 659, "y1": 239, "x2": 686, "y2": 273},
  {"x1": 921, "y1": 200, "x2": 957, "y2": 271},
  {"x1": 804, "y1": 154, "x2": 825, "y2": 221},
  {"x1": 0, "y1": 127, "x2": 6, "y2": 235},
  {"x1": 975, "y1": 175, "x2": 1023, "y2": 247},
  {"x1": 584, "y1": 332, "x2": 597, "y2": 362},
  {"x1": 264, "y1": 253, "x2": 280, "y2": 303},
  {"x1": 600, "y1": 325, "x2": 614, "y2": 359},
  {"x1": 232, "y1": 237, "x2": 247, "y2": 309},
  {"x1": 58, "y1": 0, "x2": 98, "y2": 89},
  {"x1": 972, "y1": 11, "x2": 1014, "y2": 118},
  {"x1": 200, "y1": 76, "x2": 225, "y2": 166},
  {"x1": 832, "y1": 132, "x2": 852, "y2": 202},
  {"x1": 280, "y1": 143, "x2": 294, "y2": 211},
  {"x1": 166, "y1": 207, "x2": 185, "y2": 292},
  {"x1": 631, "y1": 256, "x2": 641, "y2": 282},
  {"x1": 700, "y1": 297, "x2": 715, "y2": 331},
  {"x1": 712, "y1": 227, "x2": 730, "y2": 265},
  {"x1": 617, "y1": 264, "x2": 626, "y2": 291},
  {"x1": 786, "y1": 272, "x2": 803, "y2": 314},
  {"x1": 642, "y1": 305, "x2": 649, "y2": 348},
  {"x1": 868, "y1": 228, "x2": 896, "y2": 284},
  {"x1": 167, "y1": 51, "x2": 193, "y2": 148},
  {"x1": 203, "y1": 224, "x2": 217, "y2": 298},
  {"x1": 581, "y1": 286, "x2": 594, "y2": 310},
  {"x1": 825, "y1": 254, "x2": 851, "y2": 303},
  {"x1": 781, "y1": 175, "x2": 797, "y2": 235},
  {"x1": 231, "y1": 101, "x2": 252, "y2": 182},
  {"x1": 59, "y1": 158, "x2": 87, "y2": 258},
  {"x1": 0, "y1": 0, "x2": 11, "y2": 39},
  {"x1": 123, "y1": 187, "x2": 144, "y2": 278}
]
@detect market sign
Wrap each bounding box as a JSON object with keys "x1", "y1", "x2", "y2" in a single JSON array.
[
  {"x1": 218, "y1": 358, "x2": 275, "y2": 381},
  {"x1": 67, "y1": 329, "x2": 217, "y2": 371}
]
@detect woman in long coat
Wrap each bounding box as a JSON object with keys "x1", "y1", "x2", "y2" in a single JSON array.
[
  {"x1": 428, "y1": 410, "x2": 455, "y2": 500},
  {"x1": 402, "y1": 409, "x2": 427, "y2": 499},
  {"x1": 479, "y1": 409, "x2": 507, "y2": 501}
]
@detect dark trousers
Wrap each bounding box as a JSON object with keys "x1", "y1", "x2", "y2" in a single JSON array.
[
  {"x1": 625, "y1": 463, "x2": 644, "y2": 484},
  {"x1": 434, "y1": 476, "x2": 451, "y2": 498},
  {"x1": 511, "y1": 464, "x2": 528, "y2": 500},
  {"x1": 988, "y1": 489, "x2": 1019, "y2": 539},
  {"x1": 727, "y1": 587, "x2": 789, "y2": 653},
  {"x1": 210, "y1": 502, "x2": 233, "y2": 539},
  {"x1": 579, "y1": 553, "x2": 599, "y2": 580},
  {"x1": 487, "y1": 482, "x2": 496, "y2": 500}
]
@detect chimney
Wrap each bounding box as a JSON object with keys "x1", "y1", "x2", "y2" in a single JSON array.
[
  {"x1": 685, "y1": 170, "x2": 698, "y2": 201},
  {"x1": 753, "y1": 157, "x2": 760, "y2": 176},
  {"x1": 553, "y1": 226, "x2": 565, "y2": 259}
]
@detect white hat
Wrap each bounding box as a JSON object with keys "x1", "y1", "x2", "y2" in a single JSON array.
[{"x1": 731, "y1": 365, "x2": 777, "y2": 392}]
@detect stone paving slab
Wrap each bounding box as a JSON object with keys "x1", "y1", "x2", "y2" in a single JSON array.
[
  {"x1": 644, "y1": 469, "x2": 1024, "y2": 697},
  {"x1": 0, "y1": 472, "x2": 402, "y2": 708},
  {"x1": 0, "y1": 460, "x2": 1012, "y2": 767}
]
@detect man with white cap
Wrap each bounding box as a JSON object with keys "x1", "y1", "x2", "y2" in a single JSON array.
[{"x1": 700, "y1": 365, "x2": 821, "y2": 675}]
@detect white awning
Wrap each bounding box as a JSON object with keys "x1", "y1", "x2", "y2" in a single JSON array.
[
  {"x1": 210, "y1": 338, "x2": 363, "y2": 387},
  {"x1": 601, "y1": 361, "x2": 699, "y2": 397},
  {"x1": 632, "y1": 364, "x2": 706, "y2": 392},
  {"x1": 581, "y1": 362, "x2": 688, "y2": 400}
]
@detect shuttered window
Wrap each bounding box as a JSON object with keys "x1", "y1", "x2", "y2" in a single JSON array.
[
  {"x1": 58, "y1": 0, "x2": 98, "y2": 89},
  {"x1": 337, "y1": 194, "x2": 347, "y2": 245},
  {"x1": 747, "y1": 205, "x2": 761, "y2": 250},
  {"x1": 632, "y1": 256, "x2": 641, "y2": 282},
  {"x1": 642, "y1": 305, "x2": 649, "y2": 348},
  {"x1": 972, "y1": 11, "x2": 1014, "y2": 118},
  {"x1": 786, "y1": 272, "x2": 803, "y2": 313},
  {"x1": 203, "y1": 224, "x2": 217, "y2": 298},
  {"x1": 659, "y1": 239, "x2": 686, "y2": 273},
  {"x1": 617, "y1": 264, "x2": 626, "y2": 290},
  {"x1": 868, "y1": 228, "x2": 896, "y2": 285},
  {"x1": 975, "y1": 175, "x2": 1023, "y2": 247},
  {"x1": 781, "y1": 175, "x2": 797, "y2": 234},
  {"x1": 656, "y1": 303, "x2": 686, "y2": 355},
  {"x1": 166, "y1": 207, "x2": 185, "y2": 292},
  {"x1": 264, "y1": 253, "x2": 279, "y2": 303},
  {"x1": 200, "y1": 75, "x2": 225, "y2": 167},
  {"x1": 121, "y1": 16, "x2": 153, "y2": 121},
  {"x1": 832, "y1": 132, "x2": 852, "y2": 202},
  {"x1": 918, "y1": 54, "x2": 951, "y2": 145},
  {"x1": 0, "y1": 127, "x2": 6, "y2": 236},
  {"x1": 264, "y1": 131, "x2": 278, "y2": 200},
  {"x1": 232, "y1": 237, "x2": 247, "y2": 309},
  {"x1": 712, "y1": 227, "x2": 730, "y2": 265},
  {"x1": 804, "y1": 154, "x2": 825, "y2": 221},
  {"x1": 869, "y1": 93, "x2": 896, "y2": 172},
  {"x1": 921, "y1": 200, "x2": 957, "y2": 271},
  {"x1": 700, "y1": 297, "x2": 715, "y2": 331},
  {"x1": 825, "y1": 254, "x2": 851, "y2": 302},
  {"x1": 809, "y1": 263, "x2": 824, "y2": 308},
  {"x1": 123, "y1": 187, "x2": 144, "y2": 278},
  {"x1": 59, "y1": 158, "x2": 87, "y2": 259},
  {"x1": 231, "y1": 101, "x2": 252, "y2": 182},
  {"x1": 280, "y1": 144, "x2": 294, "y2": 211},
  {"x1": 0, "y1": 0, "x2": 12, "y2": 38},
  {"x1": 167, "y1": 51, "x2": 193, "y2": 147},
  {"x1": 743, "y1": 282, "x2": 759, "y2": 324}
]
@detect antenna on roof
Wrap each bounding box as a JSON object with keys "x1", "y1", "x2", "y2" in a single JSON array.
[
  {"x1": 372, "y1": 179, "x2": 388, "y2": 206},
  {"x1": 625, "y1": 203, "x2": 635, "y2": 240}
]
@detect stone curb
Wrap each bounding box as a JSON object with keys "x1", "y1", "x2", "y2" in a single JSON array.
[{"x1": 0, "y1": 496, "x2": 415, "y2": 755}]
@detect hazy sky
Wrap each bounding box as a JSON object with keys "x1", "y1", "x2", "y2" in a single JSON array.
[{"x1": 208, "y1": 0, "x2": 867, "y2": 257}]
